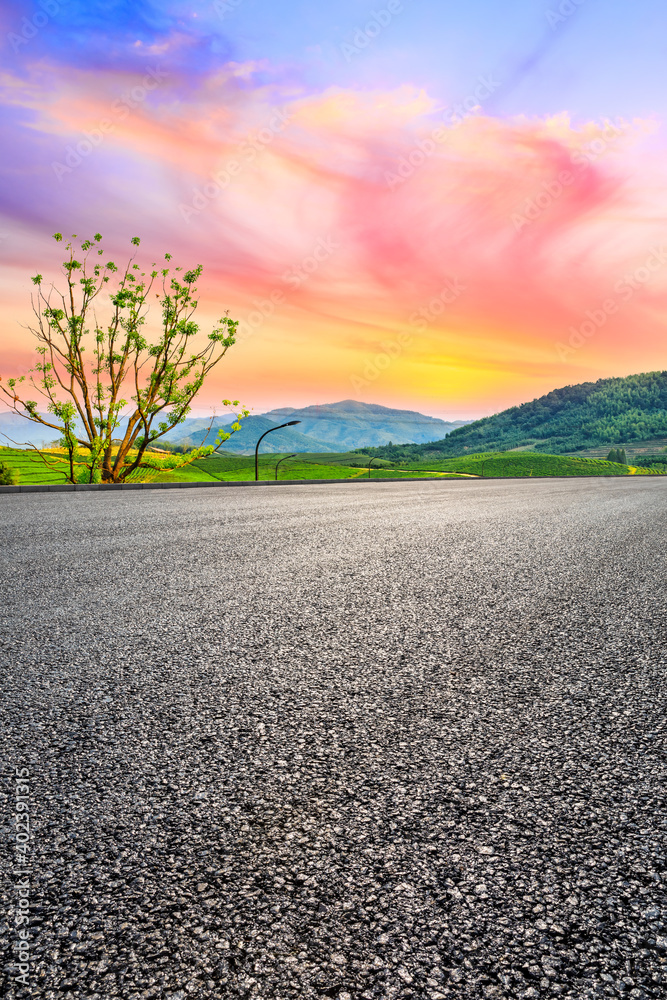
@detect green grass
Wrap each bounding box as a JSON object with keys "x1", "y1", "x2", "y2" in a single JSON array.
[
  {"x1": 150, "y1": 463, "x2": 220, "y2": 483},
  {"x1": 190, "y1": 453, "x2": 260, "y2": 475},
  {"x1": 190, "y1": 457, "x2": 366, "y2": 482},
  {"x1": 0, "y1": 447, "x2": 226, "y2": 485},
  {"x1": 401, "y1": 451, "x2": 659, "y2": 477},
  {"x1": 2, "y1": 445, "x2": 662, "y2": 486},
  {"x1": 190, "y1": 457, "x2": 454, "y2": 482},
  {"x1": 0, "y1": 448, "x2": 72, "y2": 484},
  {"x1": 288, "y1": 452, "x2": 374, "y2": 466}
]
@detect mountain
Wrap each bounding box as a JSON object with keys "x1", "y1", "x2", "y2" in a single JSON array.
[
  {"x1": 258, "y1": 400, "x2": 468, "y2": 450},
  {"x1": 1, "y1": 399, "x2": 466, "y2": 456},
  {"x1": 165, "y1": 415, "x2": 339, "y2": 455},
  {"x1": 166, "y1": 400, "x2": 469, "y2": 454},
  {"x1": 9, "y1": 376, "x2": 666, "y2": 459},
  {"x1": 0, "y1": 412, "x2": 57, "y2": 448},
  {"x1": 363, "y1": 371, "x2": 667, "y2": 462}
]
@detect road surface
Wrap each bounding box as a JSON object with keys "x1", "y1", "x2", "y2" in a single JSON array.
[{"x1": 1, "y1": 478, "x2": 666, "y2": 999}]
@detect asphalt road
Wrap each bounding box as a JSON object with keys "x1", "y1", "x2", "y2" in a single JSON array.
[{"x1": 1, "y1": 478, "x2": 666, "y2": 1000}]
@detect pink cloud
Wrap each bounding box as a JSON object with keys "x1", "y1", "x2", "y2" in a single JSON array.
[{"x1": 1, "y1": 61, "x2": 665, "y2": 413}]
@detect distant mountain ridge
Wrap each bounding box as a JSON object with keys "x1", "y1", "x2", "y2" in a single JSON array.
[
  {"x1": 167, "y1": 415, "x2": 339, "y2": 455},
  {"x1": 364, "y1": 371, "x2": 667, "y2": 461},
  {"x1": 165, "y1": 400, "x2": 469, "y2": 454},
  {"x1": 0, "y1": 400, "x2": 468, "y2": 454},
  {"x1": 259, "y1": 400, "x2": 468, "y2": 449},
  {"x1": 8, "y1": 375, "x2": 666, "y2": 459},
  {"x1": 0, "y1": 411, "x2": 54, "y2": 448}
]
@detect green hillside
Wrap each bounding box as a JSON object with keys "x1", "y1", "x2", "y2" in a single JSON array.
[
  {"x1": 403, "y1": 452, "x2": 656, "y2": 477},
  {"x1": 363, "y1": 371, "x2": 667, "y2": 462}
]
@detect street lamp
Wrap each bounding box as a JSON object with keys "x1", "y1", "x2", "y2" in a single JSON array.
[
  {"x1": 255, "y1": 422, "x2": 301, "y2": 481},
  {"x1": 368, "y1": 457, "x2": 382, "y2": 478},
  {"x1": 275, "y1": 453, "x2": 297, "y2": 481}
]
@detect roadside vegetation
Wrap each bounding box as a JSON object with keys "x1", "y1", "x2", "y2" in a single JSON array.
[
  {"x1": 2, "y1": 445, "x2": 663, "y2": 487},
  {"x1": 0, "y1": 460, "x2": 19, "y2": 485},
  {"x1": 399, "y1": 452, "x2": 658, "y2": 477},
  {"x1": 631, "y1": 451, "x2": 667, "y2": 472},
  {"x1": 0, "y1": 447, "x2": 460, "y2": 485}
]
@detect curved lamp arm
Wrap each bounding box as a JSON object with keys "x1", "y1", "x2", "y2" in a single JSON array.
[
  {"x1": 255, "y1": 421, "x2": 301, "y2": 481},
  {"x1": 275, "y1": 453, "x2": 297, "y2": 481}
]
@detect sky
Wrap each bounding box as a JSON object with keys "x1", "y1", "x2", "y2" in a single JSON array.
[{"x1": 1, "y1": 0, "x2": 666, "y2": 419}]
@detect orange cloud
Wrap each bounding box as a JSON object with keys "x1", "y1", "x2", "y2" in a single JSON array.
[{"x1": 1, "y1": 63, "x2": 665, "y2": 417}]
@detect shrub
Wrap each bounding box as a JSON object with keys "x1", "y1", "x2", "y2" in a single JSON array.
[{"x1": 0, "y1": 461, "x2": 19, "y2": 485}]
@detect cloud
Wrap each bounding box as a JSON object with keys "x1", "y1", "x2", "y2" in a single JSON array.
[
  {"x1": 2, "y1": 0, "x2": 234, "y2": 75},
  {"x1": 1, "y1": 59, "x2": 665, "y2": 411}
]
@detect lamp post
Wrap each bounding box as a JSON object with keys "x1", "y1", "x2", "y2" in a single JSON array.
[
  {"x1": 275, "y1": 453, "x2": 297, "y2": 481},
  {"x1": 255, "y1": 421, "x2": 301, "y2": 481},
  {"x1": 368, "y1": 457, "x2": 381, "y2": 478}
]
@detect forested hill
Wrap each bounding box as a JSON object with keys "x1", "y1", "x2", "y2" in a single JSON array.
[{"x1": 362, "y1": 371, "x2": 667, "y2": 461}]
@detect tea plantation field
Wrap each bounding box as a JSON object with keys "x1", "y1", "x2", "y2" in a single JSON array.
[
  {"x1": 2, "y1": 445, "x2": 662, "y2": 486},
  {"x1": 402, "y1": 451, "x2": 658, "y2": 477}
]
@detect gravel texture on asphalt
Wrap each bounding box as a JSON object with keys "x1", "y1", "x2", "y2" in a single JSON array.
[{"x1": 1, "y1": 478, "x2": 666, "y2": 1000}]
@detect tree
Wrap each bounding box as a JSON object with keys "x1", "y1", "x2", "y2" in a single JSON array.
[
  {"x1": 606, "y1": 448, "x2": 627, "y2": 464},
  {"x1": 0, "y1": 233, "x2": 248, "y2": 483}
]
